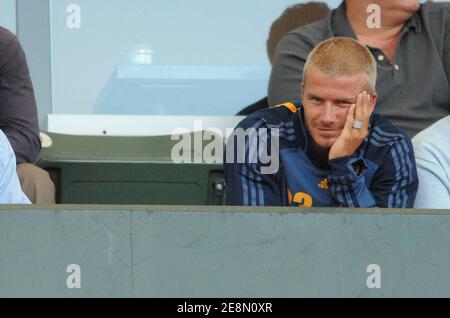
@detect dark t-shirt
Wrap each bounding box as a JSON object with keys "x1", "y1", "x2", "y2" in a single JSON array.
[
  {"x1": 0, "y1": 27, "x2": 40, "y2": 164},
  {"x1": 269, "y1": 2, "x2": 450, "y2": 138}
]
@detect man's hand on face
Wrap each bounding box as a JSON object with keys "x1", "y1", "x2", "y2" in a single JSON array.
[{"x1": 328, "y1": 91, "x2": 375, "y2": 161}]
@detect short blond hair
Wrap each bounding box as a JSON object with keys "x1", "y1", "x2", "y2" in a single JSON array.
[{"x1": 303, "y1": 37, "x2": 377, "y2": 94}]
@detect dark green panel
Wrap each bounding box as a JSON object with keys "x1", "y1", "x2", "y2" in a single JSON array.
[{"x1": 36, "y1": 132, "x2": 224, "y2": 205}]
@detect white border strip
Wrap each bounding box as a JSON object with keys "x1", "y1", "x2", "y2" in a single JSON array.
[{"x1": 48, "y1": 114, "x2": 244, "y2": 137}]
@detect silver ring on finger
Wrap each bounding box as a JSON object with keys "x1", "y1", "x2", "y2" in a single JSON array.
[{"x1": 352, "y1": 120, "x2": 364, "y2": 130}]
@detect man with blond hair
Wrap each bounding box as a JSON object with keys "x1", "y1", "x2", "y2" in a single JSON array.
[{"x1": 225, "y1": 37, "x2": 418, "y2": 208}]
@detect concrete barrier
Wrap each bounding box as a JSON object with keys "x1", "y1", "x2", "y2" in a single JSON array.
[{"x1": 0, "y1": 206, "x2": 448, "y2": 297}]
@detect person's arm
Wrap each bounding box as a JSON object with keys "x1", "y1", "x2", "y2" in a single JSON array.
[
  {"x1": 414, "y1": 156, "x2": 450, "y2": 209},
  {"x1": 0, "y1": 131, "x2": 31, "y2": 204},
  {"x1": 328, "y1": 138, "x2": 419, "y2": 208},
  {"x1": 268, "y1": 33, "x2": 315, "y2": 107},
  {"x1": 0, "y1": 31, "x2": 41, "y2": 164},
  {"x1": 224, "y1": 118, "x2": 285, "y2": 206},
  {"x1": 328, "y1": 156, "x2": 377, "y2": 208}
]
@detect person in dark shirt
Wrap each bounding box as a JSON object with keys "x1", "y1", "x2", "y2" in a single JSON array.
[
  {"x1": 237, "y1": 2, "x2": 330, "y2": 116},
  {"x1": 0, "y1": 27, "x2": 55, "y2": 204},
  {"x1": 226, "y1": 37, "x2": 418, "y2": 208},
  {"x1": 269, "y1": 0, "x2": 450, "y2": 137}
]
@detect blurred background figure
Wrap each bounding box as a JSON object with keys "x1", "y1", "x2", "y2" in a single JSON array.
[
  {"x1": 413, "y1": 116, "x2": 450, "y2": 209},
  {"x1": 237, "y1": 2, "x2": 330, "y2": 115},
  {"x1": 269, "y1": 0, "x2": 450, "y2": 138},
  {"x1": 0, "y1": 27, "x2": 55, "y2": 204}
]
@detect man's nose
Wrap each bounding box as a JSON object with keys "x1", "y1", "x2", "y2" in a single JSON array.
[{"x1": 319, "y1": 103, "x2": 335, "y2": 124}]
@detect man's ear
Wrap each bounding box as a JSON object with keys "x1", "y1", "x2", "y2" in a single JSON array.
[
  {"x1": 300, "y1": 82, "x2": 305, "y2": 100},
  {"x1": 370, "y1": 93, "x2": 378, "y2": 111}
]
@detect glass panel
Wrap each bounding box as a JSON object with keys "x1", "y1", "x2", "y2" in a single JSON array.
[
  {"x1": 49, "y1": 0, "x2": 342, "y2": 116},
  {"x1": 0, "y1": 0, "x2": 17, "y2": 34}
]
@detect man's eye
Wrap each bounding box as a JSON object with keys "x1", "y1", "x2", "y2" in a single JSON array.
[{"x1": 311, "y1": 97, "x2": 321, "y2": 102}]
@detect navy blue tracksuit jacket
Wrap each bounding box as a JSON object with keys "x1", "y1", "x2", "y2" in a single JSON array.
[{"x1": 225, "y1": 103, "x2": 419, "y2": 208}]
